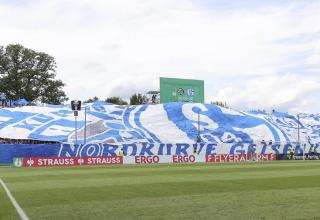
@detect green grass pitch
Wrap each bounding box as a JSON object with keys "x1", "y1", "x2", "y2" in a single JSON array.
[{"x1": 1, "y1": 161, "x2": 320, "y2": 220}]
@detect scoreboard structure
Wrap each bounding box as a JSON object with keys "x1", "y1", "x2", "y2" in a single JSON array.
[{"x1": 160, "y1": 77, "x2": 204, "y2": 103}]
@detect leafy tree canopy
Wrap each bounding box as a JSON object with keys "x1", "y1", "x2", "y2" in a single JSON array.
[
  {"x1": 130, "y1": 93, "x2": 147, "y2": 105},
  {"x1": 105, "y1": 96, "x2": 128, "y2": 105},
  {"x1": 0, "y1": 44, "x2": 68, "y2": 104},
  {"x1": 84, "y1": 96, "x2": 100, "y2": 103}
]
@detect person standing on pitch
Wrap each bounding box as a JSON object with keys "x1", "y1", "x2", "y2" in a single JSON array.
[
  {"x1": 249, "y1": 145, "x2": 257, "y2": 161},
  {"x1": 290, "y1": 146, "x2": 295, "y2": 160},
  {"x1": 287, "y1": 146, "x2": 292, "y2": 160},
  {"x1": 252, "y1": 145, "x2": 257, "y2": 161},
  {"x1": 310, "y1": 144, "x2": 315, "y2": 159},
  {"x1": 305, "y1": 144, "x2": 310, "y2": 160},
  {"x1": 119, "y1": 147, "x2": 124, "y2": 156},
  {"x1": 193, "y1": 145, "x2": 197, "y2": 155}
]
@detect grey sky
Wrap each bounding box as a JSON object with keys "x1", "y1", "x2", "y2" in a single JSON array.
[{"x1": 0, "y1": 0, "x2": 320, "y2": 113}]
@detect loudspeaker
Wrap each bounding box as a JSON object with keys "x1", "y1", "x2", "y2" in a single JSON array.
[{"x1": 71, "y1": 100, "x2": 81, "y2": 111}]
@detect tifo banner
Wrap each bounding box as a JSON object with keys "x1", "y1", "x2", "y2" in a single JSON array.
[
  {"x1": 1, "y1": 102, "x2": 320, "y2": 145},
  {"x1": 1, "y1": 142, "x2": 320, "y2": 164}
]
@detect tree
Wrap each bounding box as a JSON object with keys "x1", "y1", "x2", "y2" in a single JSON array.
[
  {"x1": 0, "y1": 44, "x2": 68, "y2": 104},
  {"x1": 105, "y1": 97, "x2": 128, "y2": 105},
  {"x1": 84, "y1": 96, "x2": 100, "y2": 103},
  {"x1": 130, "y1": 93, "x2": 147, "y2": 105}
]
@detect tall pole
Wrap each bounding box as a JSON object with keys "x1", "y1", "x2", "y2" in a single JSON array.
[
  {"x1": 71, "y1": 100, "x2": 81, "y2": 145},
  {"x1": 75, "y1": 115, "x2": 78, "y2": 144},
  {"x1": 196, "y1": 112, "x2": 202, "y2": 143},
  {"x1": 84, "y1": 107, "x2": 87, "y2": 144},
  {"x1": 297, "y1": 114, "x2": 300, "y2": 145},
  {"x1": 297, "y1": 114, "x2": 304, "y2": 160},
  {"x1": 198, "y1": 112, "x2": 200, "y2": 137}
]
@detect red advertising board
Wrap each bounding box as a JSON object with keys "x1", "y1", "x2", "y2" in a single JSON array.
[
  {"x1": 23, "y1": 156, "x2": 123, "y2": 167},
  {"x1": 206, "y1": 154, "x2": 276, "y2": 163}
]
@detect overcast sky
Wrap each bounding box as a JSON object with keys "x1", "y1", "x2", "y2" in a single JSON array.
[{"x1": 0, "y1": 0, "x2": 320, "y2": 113}]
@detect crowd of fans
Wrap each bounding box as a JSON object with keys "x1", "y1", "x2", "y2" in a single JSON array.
[{"x1": 0, "y1": 138, "x2": 60, "y2": 145}]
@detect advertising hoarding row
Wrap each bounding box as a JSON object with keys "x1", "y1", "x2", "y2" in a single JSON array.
[{"x1": 13, "y1": 154, "x2": 276, "y2": 167}]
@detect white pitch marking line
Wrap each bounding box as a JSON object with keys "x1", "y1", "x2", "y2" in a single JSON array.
[{"x1": 0, "y1": 177, "x2": 29, "y2": 220}]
